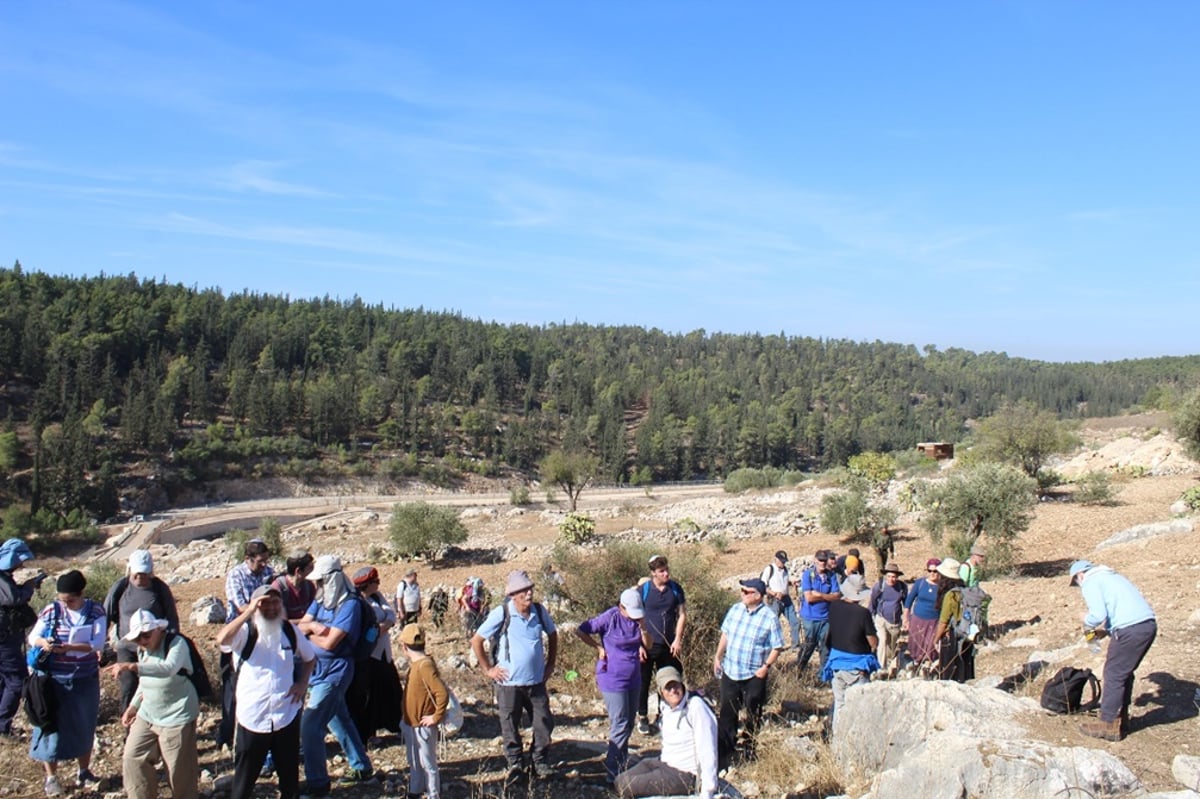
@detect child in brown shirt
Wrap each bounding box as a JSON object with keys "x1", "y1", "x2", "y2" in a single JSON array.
[{"x1": 400, "y1": 624, "x2": 449, "y2": 799}]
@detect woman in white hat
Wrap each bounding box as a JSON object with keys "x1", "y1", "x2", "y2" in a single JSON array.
[
  {"x1": 931, "y1": 558, "x2": 973, "y2": 682},
  {"x1": 576, "y1": 587, "x2": 651, "y2": 786}
]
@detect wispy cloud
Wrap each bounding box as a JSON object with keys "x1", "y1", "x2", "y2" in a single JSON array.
[{"x1": 218, "y1": 161, "x2": 332, "y2": 198}]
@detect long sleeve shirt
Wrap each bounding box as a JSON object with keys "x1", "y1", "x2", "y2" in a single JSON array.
[
  {"x1": 659, "y1": 693, "x2": 719, "y2": 799},
  {"x1": 131, "y1": 635, "x2": 200, "y2": 727},
  {"x1": 403, "y1": 656, "x2": 449, "y2": 727},
  {"x1": 1081, "y1": 567, "x2": 1155, "y2": 631}
]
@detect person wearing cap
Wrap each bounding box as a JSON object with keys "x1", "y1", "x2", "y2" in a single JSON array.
[
  {"x1": 398, "y1": 624, "x2": 448, "y2": 799},
  {"x1": 271, "y1": 550, "x2": 315, "y2": 621},
  {"x1": 713, "y1": 577, "x2": 783, "y2": 768},
  {"x1": 902, "y1": 557, "x2": 943, "y2": 671},
  {"x1": 866, "y1": 564, "x2": 908, "y2": 676},
  {"x1": 297, "y1": 555, "x2": 374, "y2": 792},
  {"x1": 27, "y1": 570, "x2": 107, "y2": 797},
  {"x1": 105, "y1": 610, "x2": 199, "y2": 799},
  {"x1": 1069, "y1": 559, "x2": 1157, "y2": 742},
  {"x1": 219, "y1": 539, "x2": 276, "y2": 749},
  {"x1": 614, "y1": 666, "x2": 718, "y2": 799},
  {"x1": 104, "y1": 549, "x2": 180, "y2": 711},
  {"x1": 637, "y1": 554, "x2": 687, "y2": 735},
  {"x1": 395, "y1": 569, "x2": 422, "y2": 626},
  {"x1": 0, "y1": 538, "x2": 46, "y2": 737},
  {"x1": 347, "y1": 566, "x2": 401, "y2": 743},
  {"x1": 931, "y1": 558, "x2": 975, "y2": 681},
  {"x1": 216, "y1": 583, "x2": 317, "y2": 799},
  {"x1": 822, "y1": 580, "x2": 879, "y2": 725},
  {"x1": 797, "y1": 550, "x2": 841, "y2": 673},
  {"x1": 576, "y1": 587, "x2": 652, "y2": 785},
  {"x1": 760, "y1": 551, "x2": 800, "y2": 650},
  {"x1": 471, "y1": 569, "x2": 558, "y2": 781}
]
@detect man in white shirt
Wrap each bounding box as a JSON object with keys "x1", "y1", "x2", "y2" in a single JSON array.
[
  {"x1": 760, "y1": 550, "x2": 800, "y2": 650},
  {"x1": 216, "y1": 584, "x2": 316, "y2": 799},
  {"x1": 394, "y1": 570, "x2": 422, "y2": 626},
  {"x1": 614, "y1": 666, "x2": 718, "y2": 799}
]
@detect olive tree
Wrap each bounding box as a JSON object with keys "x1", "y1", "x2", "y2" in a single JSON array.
[
  {"x1": 973, "y1": 400, "x2": 1076, "y2": 479},
  {"x1": 539, "y1": 450, "x2": 600, "y2": 512},
  {"x1": 1175, "y1": 388, "x2": 1200, "y2": 462},
  {"x1": 388, "y1": 501, "x2": 468, "y2": 560},
  {"x1": 919, "y1": 462, "x2": 1037, "y2": 572},
  {"x1": 820, "y1": 488, "x2": 899, "y2": 572}
]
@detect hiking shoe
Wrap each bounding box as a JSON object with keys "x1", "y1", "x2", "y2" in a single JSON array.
[
  {"x1": 77, "y1": 769, "x2": 101, "y2": 788},
  {"x1": 299, "y1": 783, "x2": 331, "y2": 799},
  {"x1": 338, "y1": 768, "x2": 376, "y2": 785},
  {"x1": 636, "y1": 716, "x2": 651, "y2": 735},
  {"x1": 532, "y1": 762, "x2": 555, "y2": 779},
  {"x1": 44, "y1": 776, "x2": 63, "y2": 797}
]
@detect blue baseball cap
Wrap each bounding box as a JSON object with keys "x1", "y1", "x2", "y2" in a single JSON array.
[
  {"x1": 1068, "y1": 560, "x2": 1094, "y2": 585},
  {"x1": 739, "y1": 577, "x2": 768, "y2": 595}
]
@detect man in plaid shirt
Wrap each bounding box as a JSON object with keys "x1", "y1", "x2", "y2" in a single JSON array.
[
  {"x1": 218, "y1": 539, "x2": 276, "y2": 749},
  {"x1": 712, "y1": 577, "x2": 783, "y2": 769}
]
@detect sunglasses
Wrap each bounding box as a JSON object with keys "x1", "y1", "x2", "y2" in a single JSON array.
[{"x1": 661, "y1": 683, "x2": 683, "y2": 693}]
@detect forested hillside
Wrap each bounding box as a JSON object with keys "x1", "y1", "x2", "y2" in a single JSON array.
[{"x1": 1, "y1": 264, "x2": 1197, "y2": 526}]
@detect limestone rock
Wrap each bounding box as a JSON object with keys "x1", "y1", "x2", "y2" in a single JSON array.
[
  {"x1": 1171, "y1": 500, "x2": 1191, "y2": 515},
  {"x1": 1173, "y1": 754, "x2": 1200, "y2": 791},
  {"x1": 832, "y1": 680, "x2": 1143, "y2": 799},
  {"x1": 191, "y1": 596, "x2": 226, "y2": 625},
  {"x1": 1097, "y1": 518, "x2": 1193, "y2": 550}
]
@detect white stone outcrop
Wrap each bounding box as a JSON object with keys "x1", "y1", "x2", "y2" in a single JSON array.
[{"x1": 832, "y1": 680, "x2": 1143, "y2": 799}]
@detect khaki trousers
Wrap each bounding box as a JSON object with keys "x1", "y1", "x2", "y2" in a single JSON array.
[
  {"x1": 874, "y1": 615, "x2": 902, "y2": 672},
  {"x1": 122, "y1": 715, "x2": 199, "y2": 799}
]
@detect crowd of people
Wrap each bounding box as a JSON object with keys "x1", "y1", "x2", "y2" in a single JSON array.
[{"x1": 0, "y1": 535, "x2": 1158, "y2": 799}]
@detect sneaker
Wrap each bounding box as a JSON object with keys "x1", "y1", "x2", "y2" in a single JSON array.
[
  {"x1": 532, "y1": 762, "x2": 555, "y2": 779},
  {"x1": 636, "y1": 716, "x2": 651, "y2": 735},
  {"x1": 77, "y1": 769, "x2": 101, "y2": 788},
  {"x1": 338, "y1": 768, "x2": 376, "y2": 785},
  {"x1": 44, "y1": 776, "x2": 63, "y2": 797}
]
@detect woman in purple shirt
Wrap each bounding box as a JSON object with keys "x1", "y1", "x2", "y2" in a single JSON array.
[{"x1": 576, "y1": 587, "x2": 651, "y2": 786}]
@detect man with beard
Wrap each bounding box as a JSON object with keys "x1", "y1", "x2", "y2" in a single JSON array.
[
  {"x1": 217, "y1": 584, "x2": 315, "y2": 799},
  {"x1": 297, "y1": 556, "x2": 374, "y2": 794}
]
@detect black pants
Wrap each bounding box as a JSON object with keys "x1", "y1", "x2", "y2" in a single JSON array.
[
  {"x1": 937, "y1": 637, "x2": 975, "y2": 683},
  {"x1": 0, "y1": 637, "x2": 24, "y2": 734},
  {"x1": 117, "y1": 646, "x2": 140, "y2": 711},
  {"x1": 615, "y1": 758, "x2": 695, "y2": 797},
  {"x1": 496, "y1": 682, "x2": 554, "y2": 768},
  {"x1": 638, "y1": 643, "x2": 682, "y2": 719},
  {"x1": 717, "y1": 673, "x2": 767, "y2": 769},
  {"x1": 218, "y1": 651, "x2": 236, "y2": 747},
  {"x1": 232, "y1": 716, "x2": 301, "y2": 799},
  {"x1": 1102, "y1": 619, "x2": 1157, "y2": 725},
  {"x1": 347, "y1": 657, "x2": 403, "y2": 743}
]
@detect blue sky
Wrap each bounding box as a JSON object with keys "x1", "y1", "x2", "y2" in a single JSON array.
[{"x1": 2, "y1": 2, "x2": 1198, "y2": 362}]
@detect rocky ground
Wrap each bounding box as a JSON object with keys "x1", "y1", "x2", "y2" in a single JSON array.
[{"x1": 3, "y1": 416, "x2": 1199, "y2": 798}]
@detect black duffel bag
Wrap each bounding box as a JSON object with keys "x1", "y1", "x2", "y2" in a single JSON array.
[{"x1": 22, "y1": 670, "x2": 57, "y2": 731}]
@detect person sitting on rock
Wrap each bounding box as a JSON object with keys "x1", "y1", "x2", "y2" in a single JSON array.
[{"x1": 614, "y1": 666, "x2": 718, "y2": 799}]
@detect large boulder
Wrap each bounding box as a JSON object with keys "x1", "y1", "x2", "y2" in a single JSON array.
[
  {"x1": 191, "y1": 596, "x2": 226, "y2": 625},
  {"x1": 832, "y1": 680, "x2": 1143, "y2": 799}
]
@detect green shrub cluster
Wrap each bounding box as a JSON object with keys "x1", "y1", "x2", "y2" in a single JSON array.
[
  {"x1": 388, "y1": 501, "x2": 468, "y2": 559},
  {"x1": 544, "y1": 540, "x2": 733, "y2": 693},
  {"x1": 1074, "y1": 471, "x2": 1116, "y2": 506},
  {"x1": 723, "y1": 467, "x2": 806, "y2": 494},
  {"x1": 1180, "y1": 486, "x2": 1200, "y2": 511}
]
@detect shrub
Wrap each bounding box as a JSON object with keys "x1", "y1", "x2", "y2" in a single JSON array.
[
  {"x1": 708, "y1": 532, "x2": 730, "y2": 553},
  {"x1": 1074, "y1": 471, "x2": 1116, "y2": 506},
  {"x1": 509, "y1": 484, "x2": 532, "y2": 505},
  {"x1": 847, "y1": 451, "x2": 897, "y2": 487},
  {"x1": 1036, "y1": 468, "x2": 1064, "y2": 492},
  {"x1": 388, "y1": 502, "x2": 468, "y2": 560},
  {"x1": 724, "y1": 468, "x2": 772, "y2": 493},
  {"x1": 558, "y1": 513, "x2": 596, "y2": 545},
  {"x1": 545, "y1": 540, "x2": 733, "y2": 692},
  {"x1": 1180, "y1": 486, "x2": 1200, "y2": 511}
]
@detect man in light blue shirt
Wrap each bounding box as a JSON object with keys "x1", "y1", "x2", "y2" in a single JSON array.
[
  {"x1": 1069, "y1": 560, "x2": 1156, "y2": 742},
  {"x1": 471, "y1": 570, "x2": 558, "y2": 782}
]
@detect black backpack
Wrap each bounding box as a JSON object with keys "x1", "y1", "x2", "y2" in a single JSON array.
[
  {"x1": 164, "y1": 632, "x2": 216, "y2": 703},
  {"x1": 350, "y1": 593, "x2": 381, "y2": 662},
  {"x1": 1040, "y1": 666, "x2": 1101, "y2": 714}
]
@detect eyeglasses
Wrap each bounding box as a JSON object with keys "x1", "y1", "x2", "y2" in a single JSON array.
[{"x1": 661, "y1": 683, "x2": 683, "y2": 693}]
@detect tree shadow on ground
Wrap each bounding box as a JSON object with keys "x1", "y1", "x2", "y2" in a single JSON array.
[
  {"x1": 995, "y1": 659, "x2": 1049, "y2": 693},
  {"x1": 1134, "y1": 671, "x2": 1199, "y2": 731},
  {"x1": 1014, "y1": 557, "x2": 1075, "y2": 579},
  {"x1": 436, "y1": 546, "x2": 508, "y2": 568},
  {"x1": 988, "y1": 613, "x2": 1042, "y2": 638}
]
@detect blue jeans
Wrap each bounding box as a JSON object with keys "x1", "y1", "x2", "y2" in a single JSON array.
[
  {"x1": 775, "y1": 601, "x2": 801, "y2": 649},
  {"x1": 798, "y1": 618, "x2": 829, "y2": 671},
  {"x1": 601, "y1": 687, "x2": 638, "y2": 782},
  {"x1": 301, "y1": 668, "x2": 371, "y2": 790}
]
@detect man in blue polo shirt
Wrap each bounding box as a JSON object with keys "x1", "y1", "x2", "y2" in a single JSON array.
[
  {"x1": 296, "y1": 556, "x2": 373, "y2": 796},
  {"x1": 798, "y1": 550, "x2": 840, "y2": 673},
  {"x1": 471, "y1": 570, "x2": 558, "y2": 784}
]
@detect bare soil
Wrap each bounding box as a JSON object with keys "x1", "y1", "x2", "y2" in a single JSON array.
[{"x1": 3, "y1": 426, "x2": 1199, "y2": 798}]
